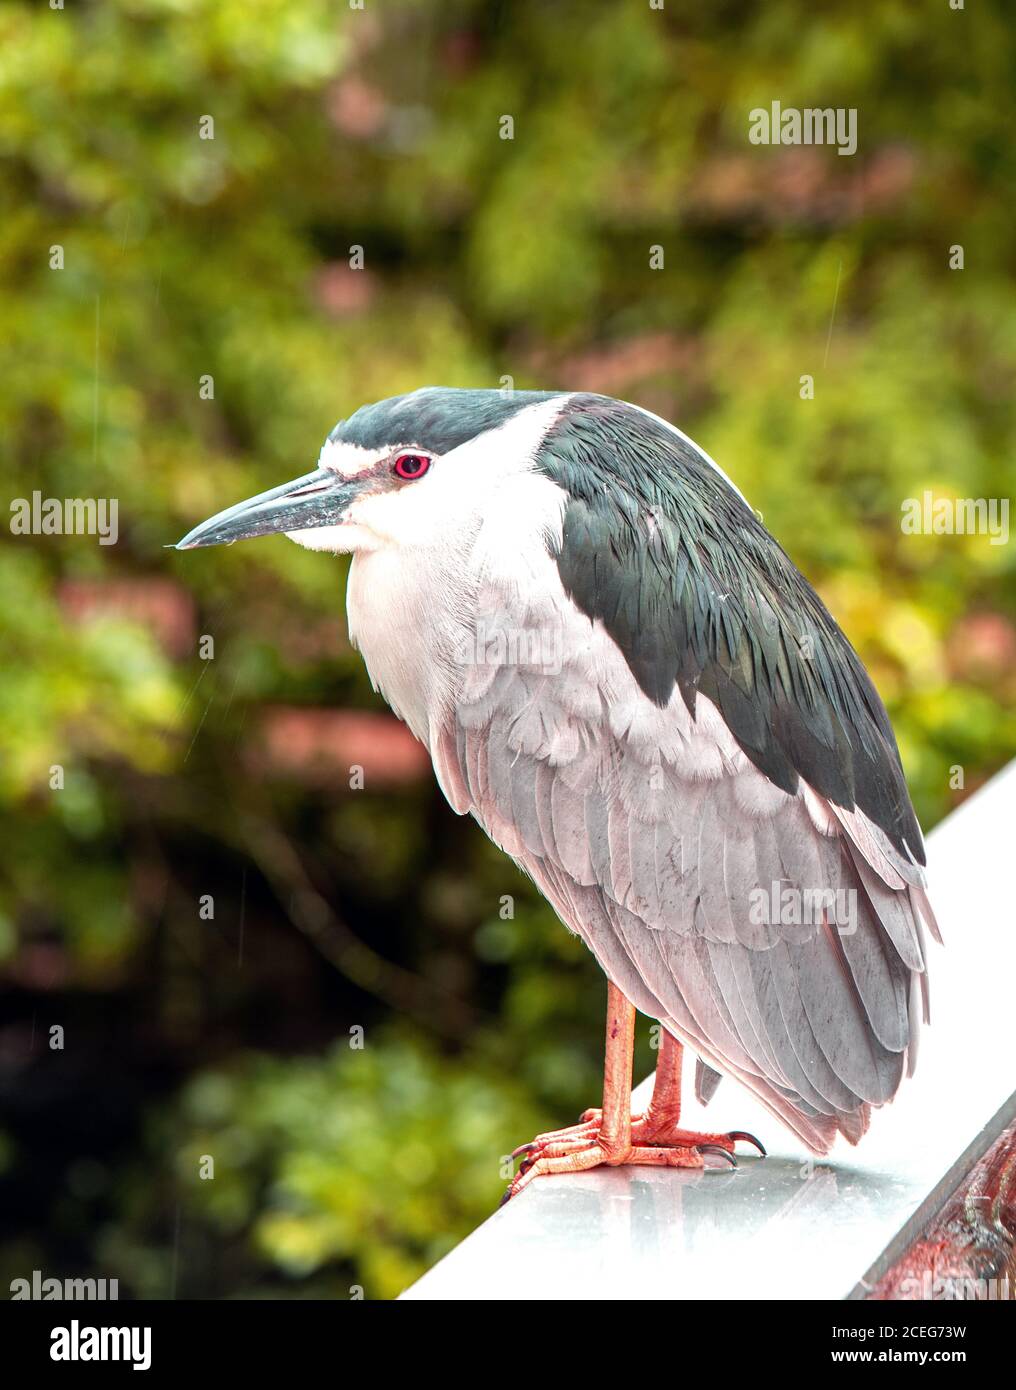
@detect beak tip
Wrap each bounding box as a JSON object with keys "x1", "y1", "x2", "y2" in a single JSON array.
[{"x1": 174, "y1": 525, "x2": 229, "y2": 550}]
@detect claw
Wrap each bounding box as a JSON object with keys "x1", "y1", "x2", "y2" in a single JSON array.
[
  {"x1": 499, "y1": 1184, "x2": 514, "y2": 1208},
  {"x1": 511, "y1": 1140, "x2": 537, "y2": 1159},
  {"x1": 728, "y1": 1130, "x2": 766, "y2": 1158},
  {"x1": 697, "y1": 1144, "x2": 737, "y2": 1169}
]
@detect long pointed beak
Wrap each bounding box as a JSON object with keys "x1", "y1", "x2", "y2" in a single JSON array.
[{"x1": 175, "y1": 468, "x2": 358, "y2": 549}]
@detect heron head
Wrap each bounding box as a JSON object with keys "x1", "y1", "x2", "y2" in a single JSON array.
[{"x1": 175, "y1": 387, "x2": 566, "y2": 555}]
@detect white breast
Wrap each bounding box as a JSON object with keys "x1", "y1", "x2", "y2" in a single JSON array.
[
  {"x1": 346, "y1": 542, "x2": 472, "y2": 742},
  {"x1": 346, "y1": 465, "x2": 571, "y2": 744}
]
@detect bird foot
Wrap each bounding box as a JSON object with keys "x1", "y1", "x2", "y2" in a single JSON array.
[
  {"x1": 503, "y1": 1111, "x2": 765, "y2": 1203},
  {"x1": 502, "y1": 1134, "x2": 711, "y2": 1204},
  {"x1": 512, "y1": 1109, "x2": 765, "y2": 1163}
]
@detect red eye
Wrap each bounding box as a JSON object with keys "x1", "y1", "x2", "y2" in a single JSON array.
[{"x1": 393, "y1": 452, "x2": 431, "y2": 481}]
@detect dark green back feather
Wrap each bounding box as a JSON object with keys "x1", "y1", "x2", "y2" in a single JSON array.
[{"x1": 538, "y1": 394, "x2": 924, "y2": 864}]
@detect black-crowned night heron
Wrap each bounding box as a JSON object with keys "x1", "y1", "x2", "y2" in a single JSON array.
[{"x1": 178, "y1": 388, "x2": 939, "y2": 1199}]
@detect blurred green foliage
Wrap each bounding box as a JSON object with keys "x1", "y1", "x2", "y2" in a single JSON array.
[{"x1": 1, "y1": 0, "x2": 1013, "y2": 1299}]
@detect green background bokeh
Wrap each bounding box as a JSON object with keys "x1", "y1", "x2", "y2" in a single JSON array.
[{"x1": 0, "y1": 0, "x2": 1013, "y2": 1299}]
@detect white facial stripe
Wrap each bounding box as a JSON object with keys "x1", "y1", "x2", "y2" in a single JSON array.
[
  {"x1": 317, "y1": 437, "x2": 382, "y2": 479},
  {"x1": 441, "y1": 394, "x2": 570, "y2": 480}
]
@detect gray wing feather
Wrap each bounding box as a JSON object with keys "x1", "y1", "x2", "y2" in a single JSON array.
[
  {"x1": 848, "y1": 848, "x2": 928, "y2": 972},
  {"x1": 746, "y1": 940, "x2": 859, "y2": 1113},
  {"x1": 430, "y1": 592, "x2": 928, "y2": 1154}
]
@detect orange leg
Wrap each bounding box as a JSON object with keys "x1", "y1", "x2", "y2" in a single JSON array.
[
  {"x1": 573, "y1": 1031, "x2": 765, "y2": 1152},
  {"x1": 504, "y1": 989, "x2": 765, "y2": 1203}
]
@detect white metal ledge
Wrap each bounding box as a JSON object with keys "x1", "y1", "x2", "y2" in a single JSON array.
[{"x1": 401, "y1": 761, "x2": 1016, "y2": 1300}]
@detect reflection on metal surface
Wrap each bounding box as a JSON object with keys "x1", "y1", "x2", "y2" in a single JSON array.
[{"x1": 404, "y1": 1150, "x2": 915, "y2": 1300}]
